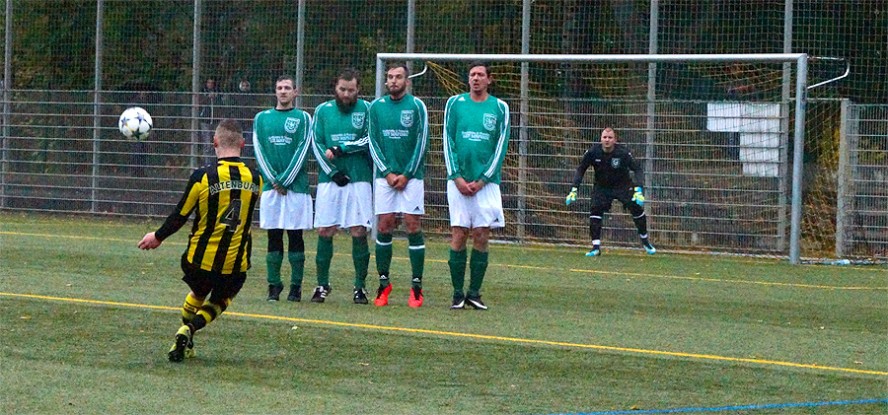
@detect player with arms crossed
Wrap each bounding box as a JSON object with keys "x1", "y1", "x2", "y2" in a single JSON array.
[
  {"x1": 565, "y1": 127, "x2": 656, "y2": 256},
  {"x1": 367, "y1": 62, "x2": 429, "y2": 308},
  {"x1": 311, "y1": 68, "x2": 374, "y2": 304},
  {"x1": 252, "y1": 75, "x2": 314, "y2": 302},
  {"x1": 138, "y1": 119, "x2": 262, "y2": 362},
  {"x1": 443, "y1": 61, "x2": 510, "y2": 310}
]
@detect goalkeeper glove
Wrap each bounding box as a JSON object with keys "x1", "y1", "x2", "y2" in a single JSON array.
[
  {"x1": 632, "y1": 186, "x2": 645, "y2": 207},
  {"x1": 565, "y1": 187, "x2": 578, "y2": 206},
  {"x1": 331, "y1": 171, "x2": 351, "y2": 187}
]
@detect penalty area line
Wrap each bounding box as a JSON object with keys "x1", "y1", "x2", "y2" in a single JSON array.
[{"x1": 2, "y1": 291, "x2": 887, "y2": 377}]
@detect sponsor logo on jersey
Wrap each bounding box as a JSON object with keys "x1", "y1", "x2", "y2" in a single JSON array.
[
  {"x1": 352, "y1": 112, "x2": 366, "y2": 129},
  {"x1": 400, "y1": 110, "x2": 414, "y2": 128},
  {"x1": 483, "y1": 113, "x2": 497, "y2": 131},
  {"x1": 611, "y1": 158, "x2": 621, "y2": 168},
  {"x1": 285, "y1": 117, "x2": 300, "y2": 133}
]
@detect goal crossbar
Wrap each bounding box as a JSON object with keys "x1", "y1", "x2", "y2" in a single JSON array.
[{"x1": 375, "y1": 53, "x2": 809, "y2": 264}]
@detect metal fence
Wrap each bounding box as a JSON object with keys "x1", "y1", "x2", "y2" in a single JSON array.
[{"x1": 1, "y1": 0, "x2": 885, "y2": 262}]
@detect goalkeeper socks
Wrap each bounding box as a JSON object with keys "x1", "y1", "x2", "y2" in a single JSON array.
[
  {"x1": 633, "y1": 213, "x2": 648, "y2": 235},
  {"x1": 181, "y1": 293, "x2": 204, "y2": 324},
  {"x1": 468, "y1": 249, "x2": 489, "y2": 297},
  {"x1": 589, "y1": 215, "x2": 603, "y2": 242},
  {"x1": 352, "y1": 235, "x2": 370, "y2": 289},
  {"x1": 316, "y1": 236, "x2": 333, "y2": 287},
  {"x1": 448, "y1": 248, "x2": 467, "y2": 297},
  {"x1": 407, "y1": 231, "x2": 425, "y2": 281},
  {"x1": 287, "y1": 251, "x2": 305, "y2": 287},
  {"x1": 375, "y1": 232, "x2": 393, "y2": 277},
  {"x1": 266, "y1": 251, "x2": 283, "y2": 286}
]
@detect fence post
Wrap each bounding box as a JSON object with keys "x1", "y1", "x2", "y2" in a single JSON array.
[
  {"x1": 295, "y1": 0, "x2": 305, "y2": 109},
  {"x1": 516, "y1": 0, "x2": 531, "y2": 243},
  {"x1": 1, "y1": 0, "x2": 12, "y2": 209},
  {"x1": 92, "y1": 0, "x2": 104, "y2": 213},
  {"x1": 190, "y1": 0, "x2": 202, "y2": 169},
  {"x1": 835, "y1": 98, "x2": 853, "y2": 257}
]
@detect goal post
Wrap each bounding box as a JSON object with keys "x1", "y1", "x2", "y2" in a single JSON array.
[{"x1": 376, "y1": 53, "x2": 808, "y2": 264}]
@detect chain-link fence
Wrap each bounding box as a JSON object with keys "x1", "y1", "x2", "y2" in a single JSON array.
[{"x1": 1, "y1": 0, "x2": 885, "y2": 261}]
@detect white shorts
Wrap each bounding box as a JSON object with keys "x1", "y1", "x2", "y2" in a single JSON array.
[
  {"x1": 259, "y1": 191, "x2": 313, "y2": 230},
  {"x1": 446, "y1": 180, "x2": 505, "y2": 229},
  {"x1": 314, "y1": 181, "x2": 373, "y2": 229},
  {"x1": 374, "y1": 178, "x2": 425, "y2": 215}
]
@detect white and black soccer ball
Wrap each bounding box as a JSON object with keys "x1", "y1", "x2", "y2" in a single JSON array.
[{"x1": 118, "y1": 106, "x2": 153, "y2": 140}]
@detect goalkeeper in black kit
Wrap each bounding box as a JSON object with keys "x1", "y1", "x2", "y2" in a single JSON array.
[{"x1": 565, "y1": 127, "x2": 656, "y2": 256}]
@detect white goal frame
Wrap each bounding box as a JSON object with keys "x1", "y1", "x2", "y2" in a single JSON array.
[{"x1": 375, "y1": 53, "x2": 809, "y2": 264}]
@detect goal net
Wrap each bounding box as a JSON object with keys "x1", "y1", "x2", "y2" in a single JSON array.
[{"x1": 376, "y1": 53, "x2": 809, "y2": 262}]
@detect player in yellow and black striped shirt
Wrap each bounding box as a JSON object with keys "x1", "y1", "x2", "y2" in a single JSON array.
[{"x1": 138, "y1": 119, "x2": 262, "y2": 362}]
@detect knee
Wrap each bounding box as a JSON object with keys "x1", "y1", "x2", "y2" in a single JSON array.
[
  {"x1": 350, "y1": 226, "x2": 367, "y2": 238},
  {"x1": 404, "y1": 216, "x2": 421, "y2": 234}
]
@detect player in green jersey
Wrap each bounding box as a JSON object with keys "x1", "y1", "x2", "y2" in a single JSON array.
[
  {"x1": 442, "y1": 61, "x2": 510, "y2": 311},
  {"x1": 310, "y1": 68, "x2": 374, "y2": 304},
  {"x1": 252, "y1": 75, "x2": 314, "y2": 302},
  {"x1": 367, "y1": 62, "x2": 429, "y2": 308}
]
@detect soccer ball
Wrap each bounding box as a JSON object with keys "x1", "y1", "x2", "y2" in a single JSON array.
[{"x1": 118, "y1": 107, "x2": 153, "y2": 140}]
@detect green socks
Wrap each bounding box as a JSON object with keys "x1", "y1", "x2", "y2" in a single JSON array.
[
  {"x1": 448, "y1": 248, "x2": 467, "y2": 297},
  {"x1": 352, "y1": 235, "x2": 370, "y2": 289},
  {"x1": 408, "y1": 232, "x2": 425, "y2": 287},
  {"x1": 287, "y1": 251, "x2": 305, "y2": 287},
  {"x1": 468, "y1": 249, "x2": 489, "y2": 297},
  {"x1": 266, "y1": 251, "x2": 283, "y2": 286},
  {"x1": 316, "y1": 236, "x2": 333, "y2": 287},
  {"x1": 375, "y1": 232, "x2": 393, "y2": 279}
]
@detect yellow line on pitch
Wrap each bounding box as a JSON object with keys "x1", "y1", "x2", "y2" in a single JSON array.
[
  {"x1": 2, "y1": 292, "x2": 886, "y2": 378},
  {"x1": 1, "y1": 231, "x2": 881, "y2": 291}
]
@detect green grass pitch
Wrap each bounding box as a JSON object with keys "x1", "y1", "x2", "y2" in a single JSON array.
[{"x1": 1, "y1": 212, "x2": 885, "y2": 414}]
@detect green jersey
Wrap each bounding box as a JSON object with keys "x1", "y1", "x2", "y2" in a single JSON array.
[
  {"x1": 367, "y1": 93, "x2": 429, "y2": 180},
  {"x1": 443, "y1": 93, "x2": 510, "y2": 184},
  {"x1": 252, "y1": 107, "x2": 313, "y2": 193},
  {"x1": 311, "y1": 99, "x2": 373, "y2": 184}
]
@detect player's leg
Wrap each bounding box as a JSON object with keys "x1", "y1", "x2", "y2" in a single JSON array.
[
  {"x1": 350, "y1": 225, "x2": 370, "y2": 304},
  {"x1": 266, "y1": 229, "x2": 285, "y2": 301},
  {"x1": 620, "y1": 190, "x2": 656, "y2": 254},
  {"x1": 374, "y1": 212, "x2": 397, "y2": 306},
  {"x1": 312, "y1": 183, "x2": 340, "y2": 302},
  {"x1": 404, "y1": 213, "x2": 425, "y2": 308},
  {"x1": 259, "y1": 191, "x2": 285, "y2": 301},
  {"x1": 446, "y1": 180, "x2": 471, "y2": 309},
  {"x1": 449, "y1": 226, "x2": 470, "y2": 309},
  {"x1": 466, "y1": 227, "x2": 490, "y2": 310},
  {"x1": 184, "y1": 270, "x2": 246, "y2": 357},
  {"x1": 169, "y1": 266, "x2": 211, "y2": 362},
  {"x1": 313, "y1": 226, "x2": 336, "y2": 303},
  {"x1": 587, "y1": 187, "x2": 611, "y2": 256},
  {"x1": 286, "y1": 230, "x2": 305, "y2": 301}
]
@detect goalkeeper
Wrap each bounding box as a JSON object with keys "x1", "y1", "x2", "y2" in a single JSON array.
[{"x1": 565, "y1": 127, "x2": 655, "y2": 256}]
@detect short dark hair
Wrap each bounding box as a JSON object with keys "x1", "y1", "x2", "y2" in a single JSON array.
[
  {"x1": 335, "y1": 68, "x2": 361, "y2": 87},
  {"x1": 467, "y1": 60, "x2": 491, "y2": 76},
  {"x1": 386, "y1": 61, "x2": 410, "y2": 77},
  {"x1": 276, "y1": 74, "x2": 295, "y2": 85}
]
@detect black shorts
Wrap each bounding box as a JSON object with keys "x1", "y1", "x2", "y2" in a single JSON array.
[
  {"x1": 591, "y1": 186, "x2": 641, "y2": 215},
  {"x1": 181, "y1": 256, "x2": 246, "y2": 299}
]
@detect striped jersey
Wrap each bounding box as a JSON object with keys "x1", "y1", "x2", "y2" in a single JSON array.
[
  {"x1": 155, "y1": 158, "x2": 262, "y2": 274},
  {"x1": 311, "y1": 99, "x2": 373, "y2": 184},
  {"x1": 367, "y1": 93, "x2": 429, "y2": 180},
  {"x1": 252, "y1": 107, "x2": 313, "y2": 194},
  {"x1": 443, "y1": 93, "x2": 510, "y2": 184}
]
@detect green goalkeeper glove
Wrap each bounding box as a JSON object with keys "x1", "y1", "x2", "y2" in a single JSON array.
[
  {"x1": 632, "y1": 186, "x2": 645, "y2": 207},
  {"x1": 565, "y1": 187, "x2": 578, "y2": 206}
]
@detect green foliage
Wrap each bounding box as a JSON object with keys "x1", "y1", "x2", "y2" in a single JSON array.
[{"x1": 1, "y1": 212, "x2": 886, "y2": 414}]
